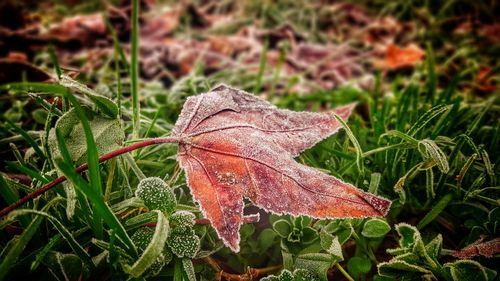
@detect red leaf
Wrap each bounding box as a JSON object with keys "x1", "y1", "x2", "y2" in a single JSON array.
[
  {"x1": 475, "y1": 66, "x2": 496, "y2": 93},
  {"x1": 452, "y1": 238, "x2": 500, "y2": 259},
  {"x1": 172, "y1": 85, "x2": 391, "y2": 252}
]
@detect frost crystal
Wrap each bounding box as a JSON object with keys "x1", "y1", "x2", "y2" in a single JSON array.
[
  {"x1": 167, "y1": 228, "x2": 200, "y2": 258},
  {"x1": 261, "y1": 269, "x2": 319, "y2": 281},
  {"x1": 278, "y1": 270, "x2": 294, "y2": 281},
  {"x1": 172, "y1": 84, "x2": 392, "y2": 252},
  {"x1": 131, "y1": 227, "x2": 154, "y2": 249},
  {"x1": 135, "y1": 177, "x2": 176, "y2": 213},
  {"x1": 170, "y1": 211, "x2": 196, "y2": 229},
  {"x1": 131, "y1": 227, "x2": 171, "y2": 277}
]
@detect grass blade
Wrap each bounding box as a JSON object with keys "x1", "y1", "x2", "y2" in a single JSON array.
[
  {"x1": 417, "y1": 193, "x2": 453, "y2": 229},
  {"x1": 334, "y1": 113, "x2": 364, "y2": 175},
  {"x1": 418, "y1": 139, "x2": 450, "y2": 174},
  {"x1": 131, "y1": 0, "x2": 141, "y2": 140},
  {"x1": 124, "y1": 210, "x2": 169, "y2": 277},
  {"x1": 7, "y1": 208, "x2": 95, "y2": 271},
  {"x1": 31, "y1": 234, "x2": 62, "y2": 271},
  {"x1": 55, "y1": 158, "x2": 137, "y2": 257},
  {"x1": 63, "y1": 91, "x2": 104, "y2": 239},
  {"x1": 0, "y1": 198, "x2": 65, "y2": 280},
  {"x1": 407, "y1": 104, "x2": 449, "y2": 137},
  {"x1": 4, "y1": 119, "x2": 46, "y2": 161},
  {"x1": 59, "y1": 75, "x2": 118, "y2": 118},
  {"x1": 48, "y1": 45, "x2": 62, "y2": 79},
  {"x1": 253, "y1": 38, "x2": 269, "y2": 94}
]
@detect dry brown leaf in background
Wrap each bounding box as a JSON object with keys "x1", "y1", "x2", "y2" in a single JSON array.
[
  {"x1": 478, "y1": 23, "x2": 500, "y2": 43},
  {"x1": 140, "y1": 8, "x2": 180, "y2": 41},
  {"x1": 0, "y1": 1, "x2": 422, "y2": 95},
  {"x1": 475, "y1": 66, "x2": 497, "y2": 93},
  {"x1": 375, "y1": 43, "x2": 425, "y2": 70},
  {"x1": 46, "y1": 14, "x2": 107, "y2": 45}
]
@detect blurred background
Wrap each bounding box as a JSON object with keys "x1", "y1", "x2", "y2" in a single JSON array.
[{"x1": 0, "y1": 0, "x2": 498, "y2": 98}]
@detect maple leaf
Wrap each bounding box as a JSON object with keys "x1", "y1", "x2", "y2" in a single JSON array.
[{"x1": 171, "y1": 85, "x2": 391, "y2": 252}]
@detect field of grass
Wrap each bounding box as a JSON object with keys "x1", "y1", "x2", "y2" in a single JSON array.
[{"x1": 0, "y1": 0, "x2": 498, "y2": 280}]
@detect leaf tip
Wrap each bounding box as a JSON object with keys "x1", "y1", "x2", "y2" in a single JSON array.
[
  {"x1": 333, "y1": 102, "x2": 357, "y2": 121},
  {"x1": 359, "y1": 192, "x2": 392, "y2": 217}
]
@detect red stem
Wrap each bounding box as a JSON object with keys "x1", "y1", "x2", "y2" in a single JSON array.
[
  {"x1": 141, "y1": 215, "x2": 260, "y2": 228},
  {"x1": 0, "y1": 136, "x2": 179, "y2": 218}
]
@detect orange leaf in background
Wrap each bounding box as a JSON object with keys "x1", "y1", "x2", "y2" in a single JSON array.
[
  {"x1": 171, "y1": 85, "x2": 391, "y2": 252},
  {"x1": 475, "y1": 66, "x2": 496, "y2": 92},
  {"x1": 378, "y1": 43, "x2": 425, "y2": 70}
]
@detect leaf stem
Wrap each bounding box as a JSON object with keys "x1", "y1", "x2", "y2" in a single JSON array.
[
  {"x1": 335, "y1": 263, "x2": 355, "y2": 281},
  {"x1": 0, "y1": 137, "x2": 179, "y2": 218},
  {"x1": 202, "y1": 256, "x2": 282, "y2": 281}
]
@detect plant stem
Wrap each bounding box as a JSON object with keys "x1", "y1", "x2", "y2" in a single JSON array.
[
  {"x1": 195, "y1": 215, "x2": 260, "y2": 225},
  {"x1": 202, "y1": 256, "x2": 282, "y2": 281},
  {"x1": 142, "y1": 215, "x2": 261, "y2": 228},
  {"x1": 335, "y1": 263, "x2": 355, "y2": 281},
  {"x1": 0, "y1": 137, "x2": 179, "y2": 218}
]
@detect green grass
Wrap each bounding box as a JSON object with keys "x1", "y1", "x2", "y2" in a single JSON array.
[
  {"x1": 130, "y1": 0, "x2": 141, "y2": 141},
  {"x1": 0, "y1": 0, "x2": 498, "y2": 280}
]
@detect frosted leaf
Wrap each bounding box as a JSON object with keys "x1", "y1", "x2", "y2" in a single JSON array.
[
  {"x1": 131, "y1": 227, "x2": 169, "y2": 277},
  {"x1": 278, "y1": 269, "x2": 294, "y2": 281},
  {"x1": 294, "y1": 269, "x2": 320, "y2": 281},
  {"x1": 170, "y1": 211, "x2": 196, "y2": 229},
  {"x1": 167, "y1": 228, "x2": 200, "y2": 258},
  {"x1": 261, "y1": 275, "x2": 280, "y2": 281},
  {"x1": 135, "y1": 177, "x2": 176, "y2": 213},
  {"x1": 131, "y1": 227, "x2": 155, "y2": 251},
  {"x1": 163, "y1": 248, "x2": 173, "y2": 265},
  {"x1": 261, "y1": 269, "x2": 319, "y2": 281},
  {"x1": 48, "y1": 107, "x2": 124, "y2": 165},
  {"x1": 147, "y1": 254, "x2": 166, "y2": 277},
  {"x1": 172, "y1": 84, "x2": 391, "y2": 252}
]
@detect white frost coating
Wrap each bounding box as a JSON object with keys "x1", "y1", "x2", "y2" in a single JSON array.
[
  {"x1": 130, "y1": 226, "x2": 170, "y2": 277},
  {"x1": 167, "y1": 228, "x2": 200, "y2": 258},
  {"x1": 170, "y1": 211, "x2": 196, "y2": 229},
  {"x1": 182, "y1": 151, "x2": 244, "y2": 252},
  {"x1": 135, "y1": 177, "x2": 176, "y2": 213},
  {"x1": 172, "y1": 84, "x2": 392, "y2": 253}
]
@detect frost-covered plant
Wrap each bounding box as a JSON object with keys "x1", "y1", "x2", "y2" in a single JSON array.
[
  {"x1": 376, "y1": 223, "x2": 497, "y2": 281},
  {"x1": 261, "y1": 269, "x2": 320, "y2": 281},
  {"x1": 170, "y1": 211, "x2": 196, "y2": 229},
  {"x1": 167, "y1": 227, "x2": 201, "y2": 258},
  {"x1": 131, "y1": 227, "x2": 173, "y2": 277},
  {"x1": 135, "y1": 177, "x2": 176, "y2": 214}
]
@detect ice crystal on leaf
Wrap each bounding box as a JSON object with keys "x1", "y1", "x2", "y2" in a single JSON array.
[
  {"x1": 261, "y1": 269, "x2": 320, "y2": 281},
  {"x1": 135, "y1": 177, "x2": 176, "y2": 213},
  {"x1": 131, "y1": 227, "x2": 172, "y2": 277},
  {"x1": 171, "y1": 84, "x2": 392, "y2": 252},
  {"x1": 170, "y1": 211, "x2": 196, "y2": 229},
  {"x1": 167, "y1": 228, "x2": 200, "y2": 258}
]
